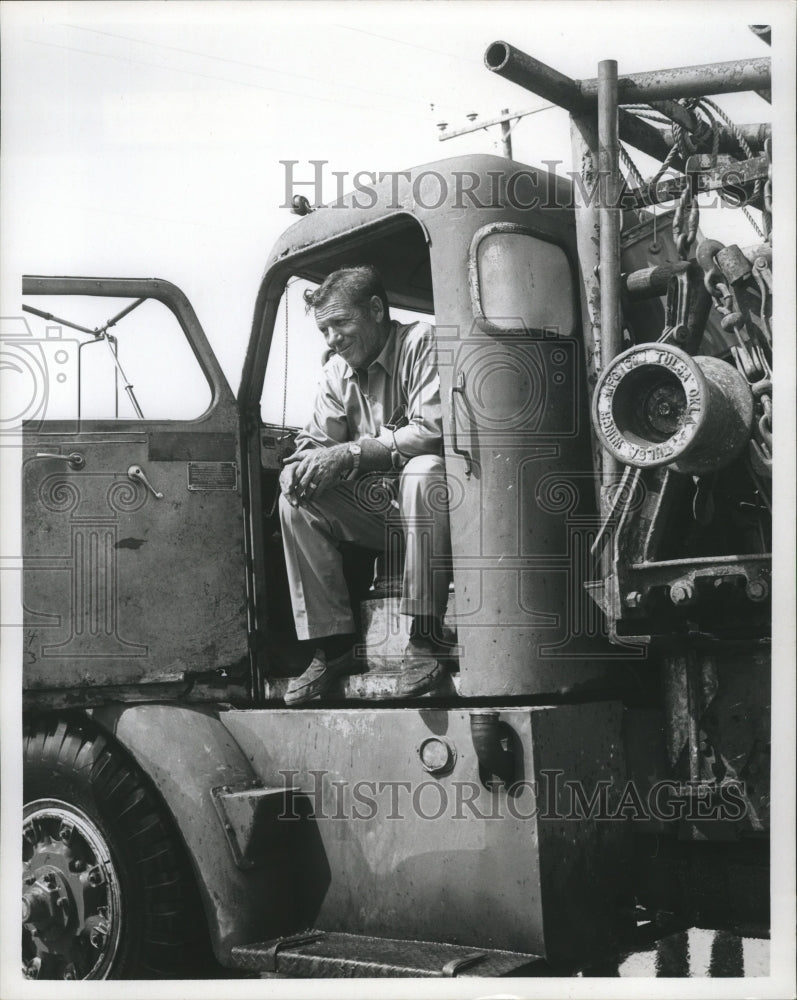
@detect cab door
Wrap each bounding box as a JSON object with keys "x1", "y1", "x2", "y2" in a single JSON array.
[{"x1": 17, "y1": 276, "x2": 249, "y2": 703}]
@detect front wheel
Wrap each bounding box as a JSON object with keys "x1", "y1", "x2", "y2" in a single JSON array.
[{"x1": 23, "y1": 715, "x2": 208, "y2": 980}]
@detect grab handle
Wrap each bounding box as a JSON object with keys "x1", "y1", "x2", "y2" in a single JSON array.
[{"x1": 449, "y1": 371, "x2": 473, "y2": 478}]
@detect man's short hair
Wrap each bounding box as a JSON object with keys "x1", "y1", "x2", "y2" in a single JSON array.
[{"x1": 304, "y1": 265, "x2": 389, "y2": 317}]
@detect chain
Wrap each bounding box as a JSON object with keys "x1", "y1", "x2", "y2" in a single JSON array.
[
  {"x1": 763, "y1": 137, "x2": 773, "y2": 238},
  {"x1": 281, "y1": 279, "x2": 291, "y2": 436},
  {"x1": 672, "y1": 184, "x2": 700, "y2": 259},
  {"x1": 751, "y1": 256, "x2": 772, "y2": 346},
  {"x1": 704, "y1": 260, "x2": 773, "y2": 471}
]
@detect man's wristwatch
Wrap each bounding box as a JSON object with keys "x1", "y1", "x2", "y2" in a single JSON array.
[{"x1": 343, "y1": 442, "x2": 362, "y2": 480}]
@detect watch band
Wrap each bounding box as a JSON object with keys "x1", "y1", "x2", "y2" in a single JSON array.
[{"x1": 343, "y1": 442, "x2": 362, "y2": 480}]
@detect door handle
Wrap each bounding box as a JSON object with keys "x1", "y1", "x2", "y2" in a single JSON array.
[
  {"x1": 127, "y1": 465, "x2": 164, "y2": 499},
  {"x1": 35, "y1": 452, "x2": 85, "y2": 470},
  {"x1": 450, "y1": 371, "x2": 473, "y2": 478}
]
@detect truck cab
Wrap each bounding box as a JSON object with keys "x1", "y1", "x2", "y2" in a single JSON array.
[{"x1": 18, "y1": 148, "x2": 771, "y2": 979}]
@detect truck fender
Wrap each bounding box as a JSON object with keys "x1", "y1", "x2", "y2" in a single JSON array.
[{"x1": 89, "y1": 702, "x2": 291, "y2": 964}]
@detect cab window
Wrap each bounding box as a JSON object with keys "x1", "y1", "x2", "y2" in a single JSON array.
[{"x1": 12, "y1": 295, "x2": 212, "y2": 423}]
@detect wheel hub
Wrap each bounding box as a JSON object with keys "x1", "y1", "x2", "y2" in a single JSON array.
[{"x1": 22, "y1": 801, "x2": 122, "y2": 980}]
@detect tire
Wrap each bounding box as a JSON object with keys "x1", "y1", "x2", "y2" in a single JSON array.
[{"x1": 22, "y1": 714, "x2": 210, "y2": 980}]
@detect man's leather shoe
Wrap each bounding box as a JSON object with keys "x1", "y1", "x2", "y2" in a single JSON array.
[
  {"x1": 284, "y1": 647, "x2": 355, "y2": 706},
  {"x1": 398, "y1": 636, "x2": 445, "y2": 696}
]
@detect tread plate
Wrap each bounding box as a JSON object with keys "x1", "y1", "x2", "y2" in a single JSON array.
[{"x1": 231, "y1": 930, "x2": 543, "y2": 977}]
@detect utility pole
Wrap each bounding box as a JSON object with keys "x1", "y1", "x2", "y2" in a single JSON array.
[
  {"x1": 437, "y1": 105, "x2": 553, "y2": 157},
  {"x1": 499, "y1": 109, "x2": 513, "y2": 159}
]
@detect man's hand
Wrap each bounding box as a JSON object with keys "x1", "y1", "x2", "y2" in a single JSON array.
[
  {"x1": 280, "y1": 445, "x2": 351, "y2": 505},
  {"x1": 278, "y1": 461, "x2": 301, "y2": 505}
]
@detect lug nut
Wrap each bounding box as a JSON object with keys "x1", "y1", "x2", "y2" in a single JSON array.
[
  {"x1": 669, "y1": 579, "x2": 697, "y2": 606},
  {"x1": 69, "y1": 859, "x2": 86, "y2": 873},
  {"x1": 89, "y1": 919, "x2": 110, "y2": 949},
  {"x1": 745, "y1": 578, "x2": 769, "y2": 602},
  {"x1": 89, "y1": 927, "x2": 107, "y2": 948},
  {"x1": 624, "y1": 590, "x2": 644, "y2": 609},
  {"x1": 42, "y1": 872, "x2": 57, "y2": 889}
]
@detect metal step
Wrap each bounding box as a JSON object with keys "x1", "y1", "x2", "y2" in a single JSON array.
[
  {"x1": 359, "y1": 593, "x2": 458, "y2": 672},
  {"x1": 263, "y1": 592, "x2": 460, "y2": 701},
  {"x1": 230, "y1": 930, "x2": 544, "y2": 978},
  {"x1": 263, "y1": 669, "x2": 460, "y2": 702}
]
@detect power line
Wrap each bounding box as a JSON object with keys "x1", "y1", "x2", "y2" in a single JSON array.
[
  {"x1": 334, "y1": 23, "x2": 482, "y2": 65},
  {"x1": 59, "y1": 22, "x2": 444, "y2": 112},
  {"x1": 25, "y1": 37, "x2": 423, "y2": 119}
]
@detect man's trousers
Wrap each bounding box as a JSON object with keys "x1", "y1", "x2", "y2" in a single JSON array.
[{"x1": 279, "y1": 454, "x2": 452, "y2": 640}]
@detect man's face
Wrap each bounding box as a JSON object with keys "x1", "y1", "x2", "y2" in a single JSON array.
[{"x1": 314, "y1": 292, "x2": 387, "y2": 370}]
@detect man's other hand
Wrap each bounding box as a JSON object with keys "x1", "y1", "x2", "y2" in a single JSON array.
[
  {"x1": 278, "y1": 461, "x2": 302, "y2": 505},
  {"x1": 283, "y1": 445, "x2": 350, "y2": 504}
]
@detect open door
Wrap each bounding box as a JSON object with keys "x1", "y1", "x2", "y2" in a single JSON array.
[{"x1": 18, "y1": 276, "x2": 249, "y2": 705}]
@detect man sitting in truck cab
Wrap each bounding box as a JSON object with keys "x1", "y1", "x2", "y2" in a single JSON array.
[{"x1": 278, "y1": 265, "x2": 452, "y2": 705}]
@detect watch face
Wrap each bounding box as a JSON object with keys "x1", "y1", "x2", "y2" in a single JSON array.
[{"x1": 351, "y1": 444, "x2": 362, "y2": 456}]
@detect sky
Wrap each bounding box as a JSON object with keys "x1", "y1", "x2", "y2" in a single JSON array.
[
  {"x1": 0, "y1": 0, "x2": 788, "y2": 390},
  {"x1": 1, "y1": 3, "x2": 795, "y2": 998}
]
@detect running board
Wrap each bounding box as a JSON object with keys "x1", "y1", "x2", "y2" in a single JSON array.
[
  {"x1": 230, "y1": 930, "x2": 543, "y2": 977},
  {"x1": 263, "y1": 670, "x2": 460, "y2": 702}
]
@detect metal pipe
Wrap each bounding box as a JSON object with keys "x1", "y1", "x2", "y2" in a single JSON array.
[
  {"x1": 598, "y1": 61, "x2": 622, "y2": 488},
  {"x1": 482, "y1": 43, "x2": 675, "y2": 167},
  {"x1": 486, "y1": 40, "x2": 771, "y2": 109},
  {"x1": 580, "y1": 58, "x2": 771, "y2": 102},
  {"x1": 598, "y1": 59, "x2": 623, "y2": 401},
  {"x1": 570, "y1": 111, "x2": 604, "y2": 508},
  {"x1": 22, "y1": 303, "x2": 97, "y2": 337},
  {"x1": 629, "y1": 152, "x2": 768, "y2": 209},
  {"x1": 661, "y1": 121, "x2": 771, "y2": 154},
  {"x1": 624, "y1": 261, "x2": 691, "y2": 300},
  {"x1": 485, "y1": 42, "x2": 586, "y2": 111}
]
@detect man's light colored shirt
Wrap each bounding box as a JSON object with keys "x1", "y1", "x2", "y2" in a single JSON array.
[{"x1": 294, "y1": 320, "x2": 442, "y2": 468}]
